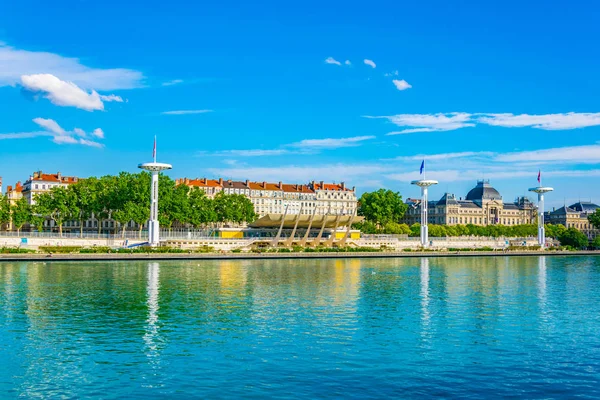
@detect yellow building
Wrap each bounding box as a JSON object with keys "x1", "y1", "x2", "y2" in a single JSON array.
[{"x1": 403, "y1": 180, "x2": 536, "y2": 226}]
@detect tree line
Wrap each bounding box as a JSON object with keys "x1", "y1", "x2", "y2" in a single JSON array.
[
  {"x1": 0, "y1": 172, "x2": 256, "y2": 236},
  {"x1": 355, "y1": 188, "x2": 599, "y2": 247}
]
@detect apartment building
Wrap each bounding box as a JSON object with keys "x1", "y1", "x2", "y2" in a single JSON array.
[{"x1": 22, "y1": 171, "x2": 79, "y2": 205}]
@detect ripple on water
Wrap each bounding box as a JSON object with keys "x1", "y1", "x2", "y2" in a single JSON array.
[{"x1": 0, "y1": 256, "x2": 599, "y2": 398}]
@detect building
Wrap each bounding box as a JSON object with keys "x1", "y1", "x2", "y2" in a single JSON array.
[
  {"x1": 175, "y1": 178, "x2": 223, "y2": 198},
  {"x1": 403, "y1": 180, "x2": 537, "y2": 226},
  {"x1": 22, "y1": 171, "x2": 79, "y2": 205},
  {"x1": 545, "y1": 201, "x2": 599, "y2": 238},
  {"x1": 5, "y1": 182, "x2": 23, "y2": 206},
  {"x1": 176, "y1": 177, "x2": 357, "y2": 218}
]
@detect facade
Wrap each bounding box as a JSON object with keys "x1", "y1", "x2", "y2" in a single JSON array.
[
  {"x1": 403, "y1": 180, "x2": 537, "y2": 226},
  {"x1": 22, "y1": 171, "x2": 79, "y2": 205},
  {"x1": 177, "y1": 177, "x2": 357, "y2": 218},
  {"x1": 545, "y1": 201, "x2": 599, "y2": 238}
]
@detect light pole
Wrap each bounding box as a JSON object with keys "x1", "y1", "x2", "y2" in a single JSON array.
[
  {"x1": 138, "y1": 137, "x2": 172, "y2": 246},
  {"x1": 529, "y1": 174, "x2": 553, "y2": 248},
  {"x1": 411, "y1": 179, "x2": 438, "y2": 247}
]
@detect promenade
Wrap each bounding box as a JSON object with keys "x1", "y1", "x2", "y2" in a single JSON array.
[{"x1": 1, "y1": 250, "x2": 597, "y2": 262}]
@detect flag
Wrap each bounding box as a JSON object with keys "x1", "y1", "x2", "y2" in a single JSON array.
[
  {"x1": 153, "y1": 136, "x2": 156, "y2": 160},
  {"x1": 537, "y1": 170, "x2": 541, "y2": 183},
  {"x1": 420, "y1": 160, "x2": 424, "y2": 175}
]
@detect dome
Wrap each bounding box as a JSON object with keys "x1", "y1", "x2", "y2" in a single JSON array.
[
  {"x1": 569, "y1": 201, "x2": 599, "y2": 213},
  {"x1": 466, "y1": 180, "x2": 502, "y2": 202}
]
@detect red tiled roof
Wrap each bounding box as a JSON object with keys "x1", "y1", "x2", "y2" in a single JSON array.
[
  {"x1": 30, "y1": 172, "x2": 77, "y2": 184},
  {"x1": 179, "y1": 178, "x2": 223, "y2": 188}
]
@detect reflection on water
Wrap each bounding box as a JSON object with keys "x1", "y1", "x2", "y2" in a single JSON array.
[{"x1": 0, "y1": 256, "x2": 600, "y2": 398}]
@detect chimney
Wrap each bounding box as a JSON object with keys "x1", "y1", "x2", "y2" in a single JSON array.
[
  {"x1": 263, "y1": 181, "x2": 266, "y2": 188},
  {"x1": 278, "y1": 181, "x2": 282, "y2": 189},
  {"x1": 320, "y1": 181, "x2": 324, "y2": 188},
  {"x1": 341, "y1": 182, "x2": 346, "y2": 190},
  {"x1": 57, "y1": 172, "x2": 62, "y2": 180},
  {"x1": 219, "y1": 178, "x2": 224, "y2": 185},
  {"x1": 246, "y1": 179, "x2": 249, "y2": 186},
  {"x1": 352, "y1": 186, "x2": 356, "y2": 191}
]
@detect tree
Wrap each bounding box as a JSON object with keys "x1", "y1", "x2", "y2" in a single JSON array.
[
  {"x1": 591, "y1": 236, "x2": 600, "y2": 250},
  {"x1": 10, "y1": 197, "x2": 32, "y2": 234},
  {"x1": 69, "y1": 178, "x2": 98, "y2": 237},
  {"x1": 589, "y1": 209, "x2": 600, "y2": 230},
  {"x1": 558, "y1": 227, "x2": 589, "y2": 249},
  {"x1": 188, "y1": 188, "x2": 216, "y2": 228},
  {"x1": 545, "y1": 223, "x2": 566, "y2": 239},
  {"x1": 0, "y1": 195, "x2": 10, "y2": 230},
  {"x1": 358, "y1": 189, "x2": 408, "y2": 227},
  {"x1": 34, "y1": 187, "x2": 77, "y2": 236},
  {"x1": 95, "y1": 175, "x2": 118, "y2": 234}
]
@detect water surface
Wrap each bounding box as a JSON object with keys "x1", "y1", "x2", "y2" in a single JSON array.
[{"x1": 1, "y1": 256, "x2": 599, "y2": 398}]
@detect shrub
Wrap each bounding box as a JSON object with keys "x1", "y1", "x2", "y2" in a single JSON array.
[
  {"x1": 0, "y1": 247, "x2": 35, "y2": 254},
  {"x1": 79, "y1": 247, "x2": 112, "y2": 254},
  {"x1": 38, "y1": 246, "x2": 82, "y2": 254}
]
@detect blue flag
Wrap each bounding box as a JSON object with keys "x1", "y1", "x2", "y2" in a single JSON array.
[{"x1": 420, "y1": 160, "x2": 424, "y2": 175}]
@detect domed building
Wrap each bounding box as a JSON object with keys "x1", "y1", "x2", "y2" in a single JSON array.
[{"x1": 403, "y1": 180, "x2": 537, "y2": 226}]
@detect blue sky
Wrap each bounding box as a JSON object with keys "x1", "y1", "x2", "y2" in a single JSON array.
[{"x1": 1, "y1": 0, "x2": 599, "y2": 207}]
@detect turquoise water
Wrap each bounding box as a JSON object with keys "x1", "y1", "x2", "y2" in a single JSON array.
[{"x1": 1, "y1": 256, "x2": 600, "y2": 398}]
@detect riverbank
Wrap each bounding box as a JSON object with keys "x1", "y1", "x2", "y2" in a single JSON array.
[{"x1": 1, "y1": 250, "x2": 598, "y2": 262}]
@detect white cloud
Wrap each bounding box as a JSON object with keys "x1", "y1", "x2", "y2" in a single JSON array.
[
  {"x1": 384, "y1": 70, "x2": 399, "y2": 77},
  {"x1": 364, "y1": 59, "x2": 376, "y2": 68},
  {"x1": 21, "y1": 74, "x2": 123, "y2": 111},
  {"x1": 477, "y1": 112, "x2": 600, "y2": 130},
  {"x1": 392, "y1": 79, "x2": 412, "y2": 91},
  {"x1": 53, "y1": 135, "x2": 79, "y2": 145},
  {"x1": 98, "y1": 94, "x2": 124, "y2": 103},
  {"x1": 78, "y1": 138, "x2": 103, "y2": 148},
  {"x1": 161, "y1": 109, "x2": 213, "y2": 115},
  {"x1": 210, "y1": 163, "x2": 390, "y2": 183},
  {"x1": 0, "y1": 131, "x2": 50, "y2": 140},
  {"x1": 2, "y1": 118, "x2": 105, "y2": 147},
  {"x1": 370, "y1": 112, "x2": 600, "y2": 134},
  {"x1": 162, "y1": 79, "x2": 184, "y2": 86},
  {"x1": 495, "y1": 145, "x2": 600, "y2": 164},
  {"x1": 209, "y1": 149, "x2": 289, "y2": 157},
  {"x1": 73, "y1": 128, "x2": 86, "y2": 137},
  {"x1": 92, "y1": 128, "x2": 105, "y2": 139},
  {"x1": 390, "y1": 151, "x2": 495, "y2": 162},
  {"x1": 345, "y1": 60, "x2": 351, "y2": 66},
  {"x1": 290, "y1": 135, "x2": 376, "y2": 149},
  {"x1": 32, "y1": 117, "x2": 66, "y2": 135},
  {"x1": 0, "y1": 42, "x2": 143, "y2": 90},
  {"x1": 325, "y1": 57, "x2": 341, "y2": 66},
  {"x1": 367, "y1": 112, "x2": 475, "y2": 134}
]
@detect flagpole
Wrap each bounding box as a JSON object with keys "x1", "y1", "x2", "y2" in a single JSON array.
[{"x1": 154, "y1": 135, "x2": 157, "y2": 163}]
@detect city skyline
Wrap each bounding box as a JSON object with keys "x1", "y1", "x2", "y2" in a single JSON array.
[{"x1": 1, "y1": 0, "x2": 600, "y2": 208}]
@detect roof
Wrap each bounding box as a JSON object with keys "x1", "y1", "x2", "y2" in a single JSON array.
[
  {"x1": 281, "y1": 184, "x2": 315, "y2": 194},
  {"x1": 222, "y1": 180, "x2": 250, "y2": 190},
  {"x1": 250, "y1": 214, "x2": 363, "y2": 229},
  {"x1": 569, "y1": 201, "x2": 599, "y2": 213},
  {"x1": 248, "y1": 181, "x2": 282, "y2": 191},
  {"x1": 310, "y1": 181, "x2": 352, "y2": 191},
  {"x1": 437, "y1": 193, "x2": 459, "y2": 206},
  {"x1": 179, "y1": 178, "x2": 223, "y2": 188},
  {"x1": 548, "y1": 206, "x2": 577, "y2": 215},
  {"x1": 28, "y1": 171, "x2": 78, "y2": 184},
  {"x1": 457, "y1": 200, "x2": 482, "y2": 209},
  {"x1": 466, "y1": 180, "x2": 502, "y2": 202}
]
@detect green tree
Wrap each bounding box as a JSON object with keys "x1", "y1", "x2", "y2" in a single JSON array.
[
  {"x1": 10, "y1": 197, "x2": 32, "y2": 234},
  {"x1": 34, "y1": 187, "x2": 77, "y2": 236},
  {"x1": 545, "y1": 223, "x2": 566, "y2": 239},
  {"x1": 592, "y1": 236, "x2": 600, "y2": 250},
  {"x1": 558, "y1": 227, "x2": 589, "y2": 249},
  {"x1": 69, "y1": 178, "x2": 98, "y2": 237},
  {"x1": 188, "y1": 188, "x2": 216, "y2": 228},
  {"x1": 409, "y1": 223, "x2": 421, "y2": 237},
  {"x1": 588, "y1": 209, "x2": 600, "y2": 230},
  {"x1": 0, "y1": 195, "x2": 10, "y2": 230},
  {"x1": 357, "y1": 189, "x2": 408, "y2": 227},
  {"x1": 95, "y1": 175, "x2": 118, "y2": 234}
]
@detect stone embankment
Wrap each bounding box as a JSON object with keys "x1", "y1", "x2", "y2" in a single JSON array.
[{"x1": 1, "y1": 251, "x2": 598, "y2": 262}]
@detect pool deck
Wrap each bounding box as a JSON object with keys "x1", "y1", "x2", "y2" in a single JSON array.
[{"x1": 0, "y1": 250, "x2": 598, "y2": 262}]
